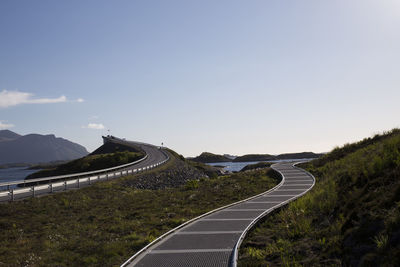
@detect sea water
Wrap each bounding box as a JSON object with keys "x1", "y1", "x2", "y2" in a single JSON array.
[
  {"x1": 207, "y1": 159, "x2": 311, "y2": 172},
  {"x1": 0, "y1": 167, "x2": 40, "y2": 189}
]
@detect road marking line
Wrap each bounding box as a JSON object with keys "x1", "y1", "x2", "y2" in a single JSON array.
[
  {"x1": 262, "y1": 195, "x2": 296, "y2": 197},
  {"x1": 251, "y1": 200, "x2": 281, "y2": 203},
  {"x1": 280, "y1": 184, "x2": 312, "y2": 186},
  {"x1": 224, "y1": 209, "x2": 266, "y2": 211},
  {"x1": 284, "y1": 180, "x2": 312, "y2": 182},
  {"x1": 177, "y1": 231, "x2": 242, "y2": 234},
  {"x1": 273, "y1": 189, "x2": 307, "y2": 191},
  {"x1": 247, "y1": 201, "x2": 281, "y2": 203},
  {"x1": 201, "y1": 218, "x2": 253, "y2": 221},
  {"x1": 149, "y1": 249, "x2": 232, "y2": 254}
]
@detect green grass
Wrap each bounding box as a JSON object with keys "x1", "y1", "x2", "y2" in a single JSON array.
[
  {"x1": 27, "y1": 151, "x2": 144, "y2": 179},
  {"x1": 240, "y1": 162, "x2": 271, "y2": 172},
  {"x1": 0, "y1": 154, "x2": 279, "y2": 266},
  {"x1": 238, "y1": 128, "x2": 400, "y2": 266}
]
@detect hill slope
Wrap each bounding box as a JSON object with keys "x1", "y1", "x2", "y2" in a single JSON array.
[
  {"x1": 190, "y1": 152, "x2": 231, "y2": 163},
  {"x1": 233, "y1": 152, "x2": 322, "y2": 162},
  {"x1": 233, "y1": 154, "x2": 276, "y2": 162},
  {"x1": 239, "y1": 128, "x2": 400, "y2": 266},
  {"x1": 0, "y1": 130, "x2": 88, "y2": 164},
  {"x1": 26, "y1": 142, "x2": 144, "y2": 179}
]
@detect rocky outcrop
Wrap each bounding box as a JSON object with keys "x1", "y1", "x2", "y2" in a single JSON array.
[
  {"x1": 123, "y1": 157, "x2": 207, "y2": 190},
  {"x1": 189, "y1": 152, "x2": 231, "y2": 163}
]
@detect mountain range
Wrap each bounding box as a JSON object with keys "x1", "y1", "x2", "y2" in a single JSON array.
[
  {"x1": 190, "y1": 151, "x2": 324, "y2": 163},
  {"x1": 0, "y1": 130, "x2": 88, "y2": 164}
]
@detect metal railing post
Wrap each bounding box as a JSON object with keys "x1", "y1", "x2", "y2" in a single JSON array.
[
  {"x1": 88, "y1": 177, "x2": 91, "y2": 185},
  {"x1": 32, "y1": 186, "x2": 35, "y2": 197},
  {"x1": 11, "y1": 189, "x2": 14, "y2": 201},
  {"x1": 77, "y1": 178, "x2": 80, "y2": 188},
  {"x1": 50, "y1": 183, "x2": 53, "y2": 193},
  {"x1": 64, "y1": 180, "x2": 67, "y2": 191}
]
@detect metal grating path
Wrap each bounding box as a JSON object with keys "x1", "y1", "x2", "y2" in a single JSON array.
[{"x1": 123, "y1": 162, "x2": 315, "y2": 266}]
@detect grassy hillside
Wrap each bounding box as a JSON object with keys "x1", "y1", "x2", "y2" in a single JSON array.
[
  {"x1": 233, "y1": 152, "x2": 323, "y2": 162},
  {"x1": 190, "y1": 152, "x2": 231, "y2": 163},
  {"x1": 239, "y1": 128, "x2": 400, "y2": 266},
  {"x1": 240, "y1": 162, "x2": 271, "y2": 172},
  {"x1": 233, "y1": 154, "x2": 276, "y2": 162},
  {"x1": 0, "y1": 149, "x2": 280, "y2": 266},
  {"x1": 26, "y1": 151, "x2": 144, "y2": 179}
]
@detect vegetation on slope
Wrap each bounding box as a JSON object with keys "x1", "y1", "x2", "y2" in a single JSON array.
[
  {"x1": 190, "y1": 152, "x2": 232, "y2": 163},
  {"x1": 0, "y1": 150, "x2": 280, "y2": 266},
  {"x1": 239, "y1": 128, "x2": 400, "y2": 266},
  {"x1": 233, "y1": 152, "x2": 323, "y2": 162},
  {"x1": 233, "y1": 154, "x2": 276, "y2": 162},
  {"x1": 26, "y1": 151, "x2": 144, "y2": 179},
  {"x1": 26, "y1": 142, "x2": 144, "y2": 179},
  {"x1": 240, "y1": 162, "x2": 271, "y2": 172}
]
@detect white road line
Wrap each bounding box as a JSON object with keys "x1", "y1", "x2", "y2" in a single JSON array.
[
  {"x1": 273, "y1": 189, "x2": 308, "y2": 191},
  {"x1": 282, "y1": 180, "x2": 313, "y2": 183},
  {"x1": 247, "y1": 201, "x2": 281, "y2": 204},
  {"x1": 224, "y1": 209, "x2": 266, "y2": 211},
  {"x1": 279, "y1": 184, "x2": 312, "y2": 186},
  {"x1": 262, "y1": 195, "x2": 296, "y2": 197},
  {"x1": 201, "y1": 218, "x2": 253, "y2": 221},
  {"x1": 149, "y1": 249, "x2": 232, "y2": 254},
  {"x1": 177, "y1": 231, "x2": 242, "y2": 235}
]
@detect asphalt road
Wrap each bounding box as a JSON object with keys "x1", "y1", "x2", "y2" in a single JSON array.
[
  {"x1": 123, "y1": 162, "x2": 315, "y2": 267},
  {"x1": 0, "y1": 140, "x2": 169, "y2": 202}
]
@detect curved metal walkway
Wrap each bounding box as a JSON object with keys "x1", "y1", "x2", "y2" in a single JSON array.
[{"x1": 122, "y1": 162, "x2": 315, "y2": 267}]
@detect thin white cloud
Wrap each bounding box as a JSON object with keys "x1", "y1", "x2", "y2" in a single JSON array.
[
  {"x1": 27, "y1": 95, "x2": 66, "y2": 104},
  {"x1": 0, "y1": 90, "x2": 70, "y2": 108},
  {"x1": 77, "y1": 98, "x2": 85, "y2": 103},
  {"x1": 0, "y1": 121, "x2": 14, "y2": 129},
  {"x1": 83, "y1": 123, "x2": 105, "y2": 130}
]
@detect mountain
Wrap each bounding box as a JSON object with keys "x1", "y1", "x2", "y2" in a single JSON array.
[
  {"x1": 275, "y1": 152, "x2": 324, "y2": 160},
  {"x1": 0, "y1": 130, "x2": 88, "y2": 164},
  {"x1": 190, "y1": 151, "x2": 323, "y2": 163},
  {"x1": 189, "y1": 152, "x2": 232, "y2": 163},
  {"x1": 0, "y1": 129, "x2": 21, "y2": 142},
  {"x1": 233, "y1": 152, "x2": 323, "y2": 162},
  {"x1": 233, "y1": 154, "x2": 276, "y2": 162}
]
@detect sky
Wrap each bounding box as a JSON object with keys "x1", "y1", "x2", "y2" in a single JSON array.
[{"x1": 1, "y1": 0, "x2": 399, "y2": 157}]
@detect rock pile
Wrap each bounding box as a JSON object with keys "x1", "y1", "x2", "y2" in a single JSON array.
[{"x1": 123, "y1": 157, "x2": 207, "y2": 190}]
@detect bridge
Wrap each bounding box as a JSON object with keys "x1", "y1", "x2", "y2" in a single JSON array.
[
  {"x1": 121, "y1": 162, "x2": 315, "y2": 267},
  {"x1": 0, "y1": 138, "x2": 169, "y2": 202}
]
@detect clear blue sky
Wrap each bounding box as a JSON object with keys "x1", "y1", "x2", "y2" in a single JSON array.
[{"x1": 1, "y1": 0, "x2": 399, "y2": 156}]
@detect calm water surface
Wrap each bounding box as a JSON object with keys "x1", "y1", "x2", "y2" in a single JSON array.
[
  {"x1": 0, "y1": 167, "x2": 39, "y2": 184},
  {"x1": 207, "y1": 159, "x2": 312, "y2": 172}
]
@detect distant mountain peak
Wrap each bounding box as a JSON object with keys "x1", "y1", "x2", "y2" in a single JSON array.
[
  {"x1": 0, "y1": 129, "x2": 21, "y2": 142},
  {"x1": 0, "y1": 131, "x2": 88, "y2": 164}
]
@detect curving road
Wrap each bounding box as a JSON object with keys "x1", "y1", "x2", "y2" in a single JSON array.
[
  {"x1": 122, "y1": 162, "x2": 315, "y2": 267},
  {"x1": 0, "y1": 139, "x2": 169, "y2": 202},
  {"x1": 116, "y1": 139, "x2": 169, "y2": 172}
]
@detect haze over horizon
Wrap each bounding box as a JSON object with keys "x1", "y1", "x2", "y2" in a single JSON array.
[{"x1": 1, "y1": 0, "x2": 399, "y2": 157}]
